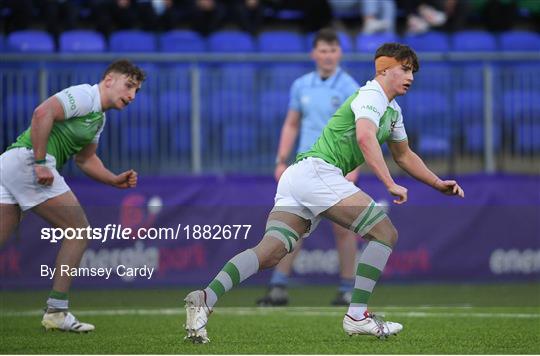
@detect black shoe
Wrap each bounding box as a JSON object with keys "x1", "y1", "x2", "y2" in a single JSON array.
[
  {"x1": 331, "y1": 291, "x2": 352, "y2": 306},
  {"x1": 256, "y1": 285, "x2": 289, "y2": 306}
]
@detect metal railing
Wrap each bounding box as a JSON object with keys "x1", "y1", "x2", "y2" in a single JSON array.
[{"x1": 1, "y1": 52, "x2": 539, "y2": 176}]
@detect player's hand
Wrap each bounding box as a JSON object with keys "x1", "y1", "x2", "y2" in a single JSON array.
[
  {"x1": 274, "y1": 163, "x2": 288, "y2": 182},
  {"x1": 34, "y1": 165, "x2": 54, "y2": 186},
  {"x1": 434, "y1": 179, "x2": 465, "y2": 197},
  {"x1": 112, "y1": 169, "x2": 138, "y2": 189},
  {"x1": 387, "y1": 183, "x2": 408, "y2": 204}
]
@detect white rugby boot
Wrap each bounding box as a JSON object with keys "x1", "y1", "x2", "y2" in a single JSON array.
[
  {"x1": 343, "y1": 311, "x2": 402, "y2": 339},
  {"x1": 184, "y1": 290, "x2": 211, "y2": 344},
  {"x1": 41, "y1": 310, "x2": 95, "y2": 333}
]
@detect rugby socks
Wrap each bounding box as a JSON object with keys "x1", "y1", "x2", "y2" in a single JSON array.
[
  {"x1": 46, "y1": 290, "x2": 68, "y2": 311},
  {"x1": 204, "y1": 249, "x2": 259, "y2": 308},
  {"x1": 347, "y1": 241, "x2": 392, "y2": 319},
  {"x1": 269, "y1": 270, "x2": 289, "y2": 287}
]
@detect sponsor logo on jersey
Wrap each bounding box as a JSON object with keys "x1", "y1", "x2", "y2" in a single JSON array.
[
  {"x1": 360, "y1": 104, "x2": 381, "y2": 117},
  {"x1": 64, "y1": 90, "x2": 77, "y2": 111}
]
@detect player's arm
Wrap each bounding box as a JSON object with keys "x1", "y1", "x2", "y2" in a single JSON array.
[
  {"x1": 74, "y1": 144, "x2": 137, "y2": 189},
  {"x1": 356, "y1": 119, "x2": 407, "y2": 204},
  {"x1": 274, "y1": 109, "x2": 301, "y2": 180},
  {"x1": 30, "y1": 97, "x2": 66, "y2": 185},
  {"x1": 388, "y1": 140, "x2": 464, "y2": 197}
]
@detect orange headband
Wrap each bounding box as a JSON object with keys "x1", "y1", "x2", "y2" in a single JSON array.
[{"x1": 375, "y1": 56, "x2": 401, "y2": 75}]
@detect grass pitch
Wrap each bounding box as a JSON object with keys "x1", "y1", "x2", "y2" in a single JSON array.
[{"x1": 1, "y1": 283, "x2": 539, "y2": 354}]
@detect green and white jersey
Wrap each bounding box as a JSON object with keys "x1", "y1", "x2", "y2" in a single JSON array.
[
  {"x1": 8, "y1": 84, "x2": 106, "y2": 170},
  {"x1": 296, "y1": 79, "x2": 407, "y2": 175}
]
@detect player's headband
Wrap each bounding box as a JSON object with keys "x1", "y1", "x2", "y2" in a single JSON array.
[{"x1": 375, "y1": 56, "x2": 401, "y2": 75}]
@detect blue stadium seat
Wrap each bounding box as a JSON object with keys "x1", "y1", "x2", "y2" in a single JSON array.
[
  {"x1": 223, "y1": 123, "x2": 257, "y2": 155},
  {"x1": 160, "y1": 89, "x2": 192, "y2": 153},
  {"x1": 259, "y1": 90, "x2": 289, "y2": 125},
  {"x1": 258, "y1": 31, "x2": 305, "y2": 52},
  {"x1": 404, "y1": 91, "x2": 452, "y2": 156},
  {"x1": 451, "y1": 31, "x2": 497, "y2": 51},
  {"x1": 59, "y1": 30, "x2": 106, "y2": 53},
  {"x1": 6, "y1": 30, "x2": 55, "y2": 53},
  {"x1": 0, "y1": 34, "x2": 4, "y2": 51},
  {"x1": 159, "y1": 90, "x2": 191, "y2": 123},
  {"x1": 356, "y1": 33, "x2": 398, "y2": 53},
  {"x1": 109, "y1": 30, "x2": 157, "y2": 52},
  {"x1": 403, "y1": 31, "x2": 450, "y2": 52},
  {"x1": 515, "y1": 123, "x2": 540, "y2": 152},
  {"x1": 454, "y1": 90, "x2": 483, "y2": 124},
  {"x1": 499, "y1": 31, "x2": 540, "y2": 52},
  {"x1": 208, "y1": 30, "x2": 256, "y2": 52},
  {"x1": 122, "y1": 125, "x2": 156, "y2": 154},
  {"x1": 503, "y1": 90, "x2": 540, "y2": 123},
  {"x1": 160, "y1": 30, "x2": 206, "y2": 52},
  {"x1": 464, "y1": 122, "x2": 502, "y2": 153},
  {"x1": 207, "y1": 91, "x2": 256, "y2": 125},
  {"x1": 306, "y1": 31, "x2": 354, "y2": 52},
  {"x1": 259, "y1": 64, "x2": 310, "y2": 91},
  {"x1": 2, "y1": 93, "x2": 39, "y2": 147},
  {"x1": 412, "y1": 63, "x2": 452, "y2": 90}
]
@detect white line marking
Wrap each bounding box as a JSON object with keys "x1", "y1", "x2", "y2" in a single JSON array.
[{"x1": 1, "y1": 307, "x2": 539, "y2": 318}]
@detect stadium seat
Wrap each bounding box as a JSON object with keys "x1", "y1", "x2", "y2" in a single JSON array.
[
  {"x1": 502, "y1": 90, "x2": 540, "y2": 123},
  {"x1": 306, "y1": 31, "x2": 354, "y2": 52},
  {"x1": 159, "y1": 90, "x2": 191, "y2": 123},
  {"x1": 404, "y1": 91, "x2": 452, "y2": 156},
  {"x1": 109, "y1": 30, "x2": 157, "y2": 52},
  {"x1": 222, "y1": 123, "x2": 258, "y2": 155},
  {"x1": 403, "y1": 31, "x2": 450, "y2": 52},
  {"x1": 259, "y1": 63, "x2": 309, "y2": 91},
  {"x1": 451, "y1": 31, "x2": 497, "y2": 51},
  {"x1": 6, "y1": 30, "x2": 55, "y2": 53},
  {"x1": 411, "y1": 62, "x2": 452, "y2": 91},
  {"x1": 454, "y1": 90, "x2": 483, "y2": 123},
  {"x1": 122, "y1": 125, "x2": 156, "y2": 154},
  {"x1": 515, "y1": 123, "x2": 540, "y2": 152},
  {"x1": 258, "y1": 31, "x2": 305, "y2": 52},
  {"x1": 59, "y1": 30, "x2": 106, "y2": 53},
  {"x1": 499, "y1": 31, "x2": 540, "y2": 52},
  {"x1": 356, "y1": 33, "x2": 398, "y2": 53},
  {"x1": 259, "y1": 90, "x2": 289, "y2": 125},
  {"x1": 0, "y1": 34, "x2": 4, "y2": 51},
  {"x1": 207, "y1": 30, "x2": 256, "y2": 52},
  {"x1": 207, "y1": 90, "x2": 256, "y2": 126},
  {"x1": 160, "y1": 30, "x2": 206, "y2": 52},
  {"x1": 464, "y1": 122, "x2": 502, "y2": 153}
]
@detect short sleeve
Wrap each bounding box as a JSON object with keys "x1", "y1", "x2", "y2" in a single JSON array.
[
  {"x1": 288, "y1": 78, "x2": 301, "y2": 112},
  {"x1": 54, "y1": 85, "x2": 94, "y2": 120},
  {"x1": 350, "y1": 89, "x2": 387, "y2": 127},
  {"x1": 390, "y1": 108, "x2": 407, "y2": 142},
  {"x1": 91, "y1": 116, "x2": 106, "y2": 144}
]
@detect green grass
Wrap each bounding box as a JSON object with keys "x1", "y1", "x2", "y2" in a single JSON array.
[{"x1": 1, "y1": 283, "x2": 539, "y2": 354}]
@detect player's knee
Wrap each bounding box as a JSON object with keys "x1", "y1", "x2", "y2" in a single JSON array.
[
  {"x1": 362, "y1": 217, "x2": 398, "y2": 247},
  {"x1": 258, "y1": 245, "x2": 288, "y2": 270}
]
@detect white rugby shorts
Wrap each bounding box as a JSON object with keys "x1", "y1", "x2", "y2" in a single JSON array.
[
  {"x1": 0, "y1": 148, "x2": 70, "y2": 210},
  {"x1": 272, "y1": 157, "x2": 359, "y2": 236}
]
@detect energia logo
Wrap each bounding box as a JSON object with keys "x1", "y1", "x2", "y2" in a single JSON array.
[{"x1": 489, "y1": 249, "x2": 540, "y2": 274}]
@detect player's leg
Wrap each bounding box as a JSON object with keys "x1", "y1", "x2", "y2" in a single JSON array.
[
  {"x1": 32, "y1": 191, "x2": 95, "y2": 332},
  {"x1": 0, "y1": 203, "x2": 21, "y2": 246},
  {"x1": 330, "y1": 222, "x2": 357, "y2": 305},
  {"x1": 256, "y1": 239, "x2": 304, "y2": 306},
  {"x1": 184, "y1": 211, "x2": 310, "y2": 343},
  {"x1": 322, "y1": 191, "x2": 402, "y2": 338}
]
